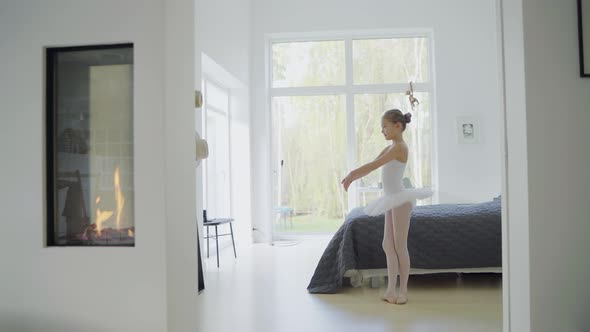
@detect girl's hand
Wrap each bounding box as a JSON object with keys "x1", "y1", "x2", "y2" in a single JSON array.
[{"x1": 341, "y1": 172, "x2": 355, "y2": 192}]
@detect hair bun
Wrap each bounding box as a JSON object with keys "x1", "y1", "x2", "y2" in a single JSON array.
[{"x1": 404, "y1": 113, "x2": 412, "y2": 124}]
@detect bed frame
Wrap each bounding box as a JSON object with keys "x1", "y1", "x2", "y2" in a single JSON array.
[{"x1": 344, "y1": 267, "x2": 502, "y2": 288}]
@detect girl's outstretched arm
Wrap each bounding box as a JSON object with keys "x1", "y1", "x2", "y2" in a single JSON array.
[
  {"x1": 341, "y1": 144, "x2": 406, "y2": 192},
  {"x1": 374, "y1": 146, "x2": 389, "y2": 161}
]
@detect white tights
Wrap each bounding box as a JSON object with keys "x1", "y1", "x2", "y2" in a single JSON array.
[{"x1": 381, "y1": 202, "x2": 413, "y2": 304}]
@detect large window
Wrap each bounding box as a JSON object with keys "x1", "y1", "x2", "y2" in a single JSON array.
[{"x1": 269, "y1": 32, "x2": 434, "y2": 235}]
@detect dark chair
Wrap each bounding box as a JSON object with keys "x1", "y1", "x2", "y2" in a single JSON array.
[{"x1": 202, "y1": 210, "x2": 236, "y2": 268}]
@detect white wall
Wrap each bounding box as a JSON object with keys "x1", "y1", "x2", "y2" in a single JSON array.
[
  {"x1": 250, "y1": 0, "x2": 503, "y2": 241},
  {"x1": 500, "y1": 0, "x2": 532, "y2": 330},
  {"x1": 196, "y1": 0, "x2": 252, "y2": 248},
  {"x1": 521, "y1": 1, "x2": 590, "y2": 331},
  {"x1": 0, "y1": 0, "x2": 199, "y2": 331},
  {"x1": 0, "y1": 1, "x2": 26, "y2": 319},
  {"x1": 0, "y1": 1, "x2": 27, "y2": 319},
  {"x1": 197, "y1": 0, "x2": 251, "y2": 85},
  {"x1": 164, "y1": 0, "x2": 200, "y2": 331}
]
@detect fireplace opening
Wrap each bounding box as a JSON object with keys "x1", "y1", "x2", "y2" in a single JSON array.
[{"x1": 46, "y1": 44, "x2": 135, "y2": 246}]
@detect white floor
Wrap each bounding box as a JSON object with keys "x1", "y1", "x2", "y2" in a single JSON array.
[{"x1": 197, "y1": 237, "x2": 502, "y2": 332}]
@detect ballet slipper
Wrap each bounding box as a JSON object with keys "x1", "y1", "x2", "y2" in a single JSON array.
[
  {"x1": 381, "y1": 289, "x2": 398, "y2": 304},
  {"x1": 395, "y1": 293, "x2": 408, "y2": 305}
]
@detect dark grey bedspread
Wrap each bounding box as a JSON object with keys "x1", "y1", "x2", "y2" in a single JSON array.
[{"x1": 306, "y1": 199, "x2": 502, "y2": 294}]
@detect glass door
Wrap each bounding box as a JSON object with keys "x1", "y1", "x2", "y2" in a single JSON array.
[
  {"x1": 202, "y1": 80, "x2": 231, "y2": 219},
  {"x1": 271, "y1": 95, "x2": 348, "y2": 234}
]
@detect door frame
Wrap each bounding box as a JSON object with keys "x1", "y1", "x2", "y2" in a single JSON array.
[
  {"x1": 201, "y1": 76, "x2": 234, "y2": 219},
  {"x1": 251, "y1": 1, "x2": 533, "y2": 330}
]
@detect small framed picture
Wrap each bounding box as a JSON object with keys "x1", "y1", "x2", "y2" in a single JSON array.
[
  {"x1": 579, "y1": 0, "x2": 590, "y2": 77},
  {"x1": 456, "y1": 116, "x2": 480, "y2": 144}
]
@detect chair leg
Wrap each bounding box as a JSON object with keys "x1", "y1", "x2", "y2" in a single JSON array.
[
  {"x1": 229, "y1": 222, "x2": 237, "y2": 258},
  {"x1": 206, "y1": 225, "x2": 210, "y2": 258},
  {"x1": 215, "y1": 225, "x2": 219, "y2": 268}
]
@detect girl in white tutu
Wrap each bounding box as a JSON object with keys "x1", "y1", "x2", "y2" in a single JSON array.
[{"x1": 341, "y1": 109, "x2": 433, "y2": 304}]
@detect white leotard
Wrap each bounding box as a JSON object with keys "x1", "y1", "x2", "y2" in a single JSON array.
[{"x1": 363, "y1": 153, "x2": 433, "y2": 216}]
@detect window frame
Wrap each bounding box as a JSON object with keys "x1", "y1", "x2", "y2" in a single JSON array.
[{"x1": 265, "y1": 29, "x2": 439, "y2": 237}]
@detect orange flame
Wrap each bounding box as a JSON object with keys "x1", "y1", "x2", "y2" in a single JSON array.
[
  {"x1": 93, "y1": 167, "x2": 126, "y2": 237},
  {"x1": 114, "y1": 167, "x2": 125, "y2": 230},
  {"x1": 95, "y1": 196, "x2": 113, "y2": 237}
]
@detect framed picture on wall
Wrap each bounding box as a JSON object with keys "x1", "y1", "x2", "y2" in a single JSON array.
[
  {"x1": 456, "y1": 116, "x2": 481, "y2": 144},
  {"x1": 579, "y1": 0, "x2": 590, "y2": 77}
]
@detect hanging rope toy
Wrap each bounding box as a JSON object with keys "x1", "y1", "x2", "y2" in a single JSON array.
[{"x1": 406, "y1": 81, "x2": 420, "y2": 111}]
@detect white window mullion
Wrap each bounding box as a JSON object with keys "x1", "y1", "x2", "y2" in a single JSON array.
[
  {"x1": 270, "y1": 86, "x2": 347, "y2": 97},
  {"x1": 428, "y1": 36, "x2": 439, "y2": 204},
  {"x1": 266, "y1": 30, "x2": 431, "y2": 43},
  {"x1": 350, "y1": 83, "x2": 431, "y2": 94},
  {"x1": 266, "y1": 36, "x2": 276, "y2": 240},
  {"x1": 345, "y1": 37, "x2": 358, "y2": 212},
  {"x1": 271, "y1": 83, "x2": 432, "y2": 98}
]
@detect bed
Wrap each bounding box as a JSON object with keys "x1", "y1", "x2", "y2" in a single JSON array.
[{"x1": 306, "y1": 197, "x2": 502, "y2": 294}]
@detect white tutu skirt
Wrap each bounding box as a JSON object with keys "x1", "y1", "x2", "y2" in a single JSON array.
[{"x1": 364, "y1": 188, "x2": 433, "y2": 216}]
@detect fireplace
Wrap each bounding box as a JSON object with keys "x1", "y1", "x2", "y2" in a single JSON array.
[{"x1": 46, "y1": 44, "x2": 135, "y2": 246}]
